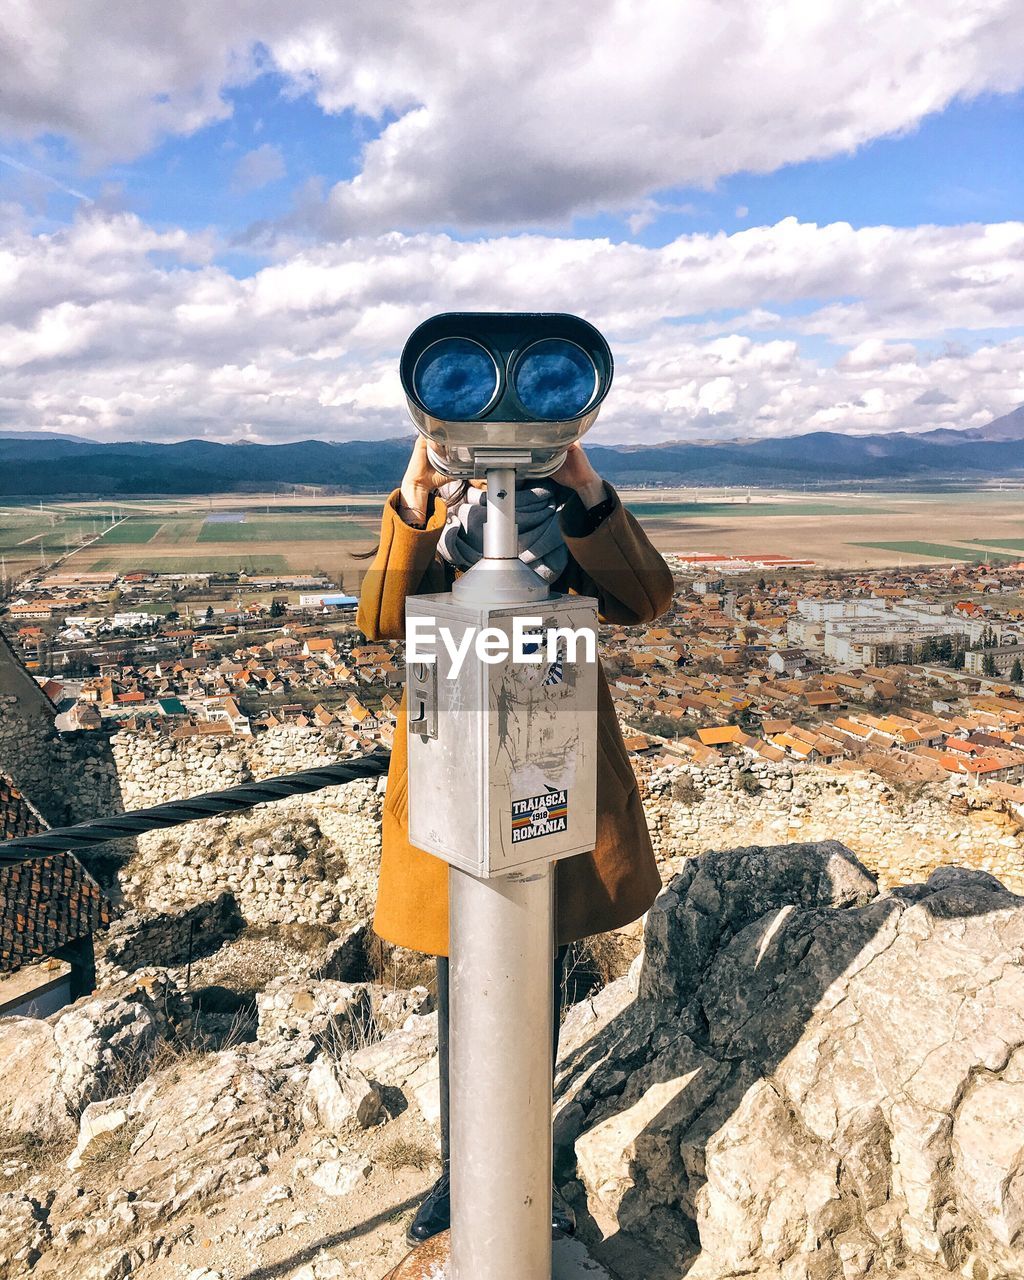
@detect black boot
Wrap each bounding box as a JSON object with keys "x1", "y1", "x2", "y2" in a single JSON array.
[
  {"x1": 407, "y1": 1163, "x2": 451, "y2": 1245},
  {"x1": 407, "y1": 1165, "x2": 577, "y2": 1245}
]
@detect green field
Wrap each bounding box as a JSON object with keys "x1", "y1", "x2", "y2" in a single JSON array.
[
  {"x1": 196, "y1": 518, "x2": 365, "y2": 543},
  {"x1": 88, "y1": 553, "x2": 291, "y2": 573},
  {"x1": 852, "y1": 541, "x2": 1020, "y2": 562},
  {"x1": 627, "y1": 501, "x2": 895, "y2": 518},
  {"x1": 968, "y1": 539, "x2": 1024, "y2": 552},
  {"x1": 0, "y1": 516, "x2": 103, "y2": 550},
  {"x1": 151, "y1": 519, "x2": 204, "y2": 545},
  {"x1": 99, "y1": 520, "x2": 162, "y2": 544}
]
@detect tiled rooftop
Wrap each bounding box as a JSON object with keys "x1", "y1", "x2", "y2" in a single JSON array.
[{"x1": 0, "y1": 772, "x2": 110, "y2": 974}]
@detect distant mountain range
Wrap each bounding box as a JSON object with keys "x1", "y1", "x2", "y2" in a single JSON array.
[{"x1": 2, "y1": 407, "x2": 1024, "y2": 495}]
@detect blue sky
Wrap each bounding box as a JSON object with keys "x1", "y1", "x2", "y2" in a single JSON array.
[
  {"x1": 6, "y1": 85, "x2": 1022, "y2": 249},
  {"x1": 0, "y1": 2, "x2": 1022, "y2": 444}
]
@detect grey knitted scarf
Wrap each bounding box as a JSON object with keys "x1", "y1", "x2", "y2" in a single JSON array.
[{"x1": 436, "y1": 480, "x2": 568, "y2": 583}]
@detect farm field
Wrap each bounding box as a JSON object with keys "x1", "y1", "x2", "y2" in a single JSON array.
[
  {"x1": 0, "y1": 507, "x2": 117, "y2": 580},
  {"x1": 625, "y1": 487, "x2": 1024, "y2": 569},
  {"x1": 87, "y1": 553, "x2": 291, "y2": 574},
  {"x1": 851, "y1": 541, "x2": 1020, "y2": 563},
  {"x1": 969, "y1": 539, "x2": 1024, "y2": 553},
  {"x1": 196, "y1": 517, "x2": 364, "y2": 543},
  {"x1": 98, "y1": 520, "x2": 164, "y2": 544},
  {"x1": 3, "y1": 486, "x2": 1024, "y2": 582},
  {"x1": 31, "y1": 497, "x2": 384, "y2": 579},
  {"x1": 628, "y1": 500, "x2": 897, "y2": 518}
]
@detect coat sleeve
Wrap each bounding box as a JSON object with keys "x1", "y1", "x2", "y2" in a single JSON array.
[
  {"x1": 557, "y1": 484, "x2": 674, "y2": 625},
  {"x1": 356, "y1": 489, "x2": 450, "y2": 641}
]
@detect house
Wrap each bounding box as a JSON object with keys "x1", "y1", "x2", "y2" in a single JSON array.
[
  {"x1": 171, "y1": 720, "x2": 234, "y2": 740},
  {"x1": 64, "y1": 701, "x2": 102, "y2": 731},
  {"x1": 673, "y1": 737, "x2": 725, "y2": 766},
  {"x1": 697, "y1": 725, "x2": 746, "y2": 748},
  {"x1": 204, "y1": 696, "x2": 251, "y2": 735},
  {"x1": 267, "y1": 636, "x2": 301, "y2": 658},
  {"x1": 803, "y1": 690, "x2": 846, "y2": 710},
  {"x1": 0, "y1": 771, "x2": 110, "y2": 1017},
  {"x1": 768, "y1": 648, "x2": 817, "y2": 677}
]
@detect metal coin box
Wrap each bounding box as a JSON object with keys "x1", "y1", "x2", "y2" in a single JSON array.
[{"x1": 406, "y1": 592, "x2": 598, "y2": 878}]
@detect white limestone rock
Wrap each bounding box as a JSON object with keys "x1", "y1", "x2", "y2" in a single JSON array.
[
  {"x1": 302, "y1": 1054, "x2": 382, "y2": 1131},
  {"x1": 67, "y1": 1095, "x2": 131, "y2": 1171},
  {"x1": 308, "y1": 1153, "x2": 372, "y2": 1197},
  {"x1": 570, "y1": 843, "x2": 1024, "y2": 1279},
  {"x1": 0, "y1": 982, "x2": 170, "y2": 1140}
]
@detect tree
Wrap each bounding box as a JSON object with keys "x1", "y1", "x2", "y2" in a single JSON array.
[
  {"x1": 983, "y1": 651, "x2": 998, "y2": 677},
  {"x1": 1011, "y1": 657, "x2": 1023, "y2": 684},
  {"x1": 205, "y1": 605, "x2": 215, "y2": 622},
  {"x1": 270, "y1": 599, "x2": 286, "y2": 618}
]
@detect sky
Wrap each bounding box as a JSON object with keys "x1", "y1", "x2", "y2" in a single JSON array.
[{"x1": 1, "y1": 1, "x2": 1023, "y2": 446}]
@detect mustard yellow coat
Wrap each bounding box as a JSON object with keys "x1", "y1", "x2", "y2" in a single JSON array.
[{"x1": 357, "y1": 484, "x2": 674, "y2": 957}]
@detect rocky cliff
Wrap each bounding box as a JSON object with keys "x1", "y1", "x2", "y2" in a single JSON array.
[
  {"x1": 3, "y1": 840, "x2": 1024, "y2": 1279},
  {"x1": 563, "y1": 841, "x2": 1024, "y2": 1279}
]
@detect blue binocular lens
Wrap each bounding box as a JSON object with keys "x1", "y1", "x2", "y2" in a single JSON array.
[
  {"x1": 413, "y1": 337, "x2": 499, "y2": 420},
  {"x1": 513, "y1": 339, "x2": 597, "y2": 421}
]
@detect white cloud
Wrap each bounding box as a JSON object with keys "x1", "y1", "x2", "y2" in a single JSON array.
[
  {"x1": 1, "y1": 2, "x2": 1024, "y2": 228},
  {"x1": 0, "y1": 210, "x2": 1022, "y2": 444},
  {"x1": 232, "y1": 143, "x2": 285, "y2": 192}
]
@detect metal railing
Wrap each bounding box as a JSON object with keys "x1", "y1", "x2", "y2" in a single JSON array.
[{"x1": 0, "y1": 752, "x2": 392, "y2": 865}]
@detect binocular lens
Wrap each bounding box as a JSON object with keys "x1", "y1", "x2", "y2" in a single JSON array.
[
  {"x1": 413, "y1": 337, "x2": 499, "y2": 419},
  {"x1": 513, "y1": 339, "x2": 597, "y2": 421}
]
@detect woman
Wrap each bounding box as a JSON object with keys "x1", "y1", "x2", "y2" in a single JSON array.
[{"x1": 356, "y1": 436, "x2": 673, "y2": 1244}]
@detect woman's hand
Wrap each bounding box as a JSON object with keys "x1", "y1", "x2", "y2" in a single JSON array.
[
  {"x1": 400, "y1": 437, "x2": 448, "y2": 524},
  {"x1": 551, "y1": 442, "x2": 607, "y2": 509}
]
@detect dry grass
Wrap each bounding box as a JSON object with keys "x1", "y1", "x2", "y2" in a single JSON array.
[
  {"x1": 75, "y1": 1117, "x2": 144, "y2": 1172},
  {"x1": 368, "y1": 936, "x2": 438, "y2": 994},
  {"x1": 317, "y1": 994, "x2": 391, "y2": 1058},
  {"x1": 0, "y1": 1130, "x2": 73, "y2": 1192},
  {"x1": 376, "y1": 1136, "x2": 437, "y2": 1174},
  {"x1": 672, "y1": 773, "x2": 703, "y2": 804},
  {"x1": 97, "y1": 1004, "x2": 256, "y2": 1103},
  {"x1": 561, "y1": 931, "x2": 641, "y2": 1009},
  {"x1": 243, "y1": 921, "x2": 338, "y2": 951},
  {"x1": 196, "y1": 922, "x2": 337, "y2": 994}
]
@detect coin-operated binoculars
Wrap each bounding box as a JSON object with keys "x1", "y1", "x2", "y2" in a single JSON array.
[{"x1": 401, "y1": 314, "x2": 612, "y2": 1280}]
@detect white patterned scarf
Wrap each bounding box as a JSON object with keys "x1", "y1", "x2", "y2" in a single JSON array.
[{"x1": 436, "y1": 480, "x2": 568, "y2": 584}]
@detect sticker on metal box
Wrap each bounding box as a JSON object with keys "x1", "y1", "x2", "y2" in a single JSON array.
[{"x1": 511, "y1": 789, "x2": 569, "y2": 843}]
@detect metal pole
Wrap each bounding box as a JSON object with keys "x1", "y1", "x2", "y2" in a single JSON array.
[
  {"x1": 449, "y1": 463, "x2": 555, "y2": 1280},
  {"x1": 450, "y1": 865, "x2": 554, "y2": 1280},
  {"x1": 483, "y1": 466, "x2": 518, "y2": 559}
]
